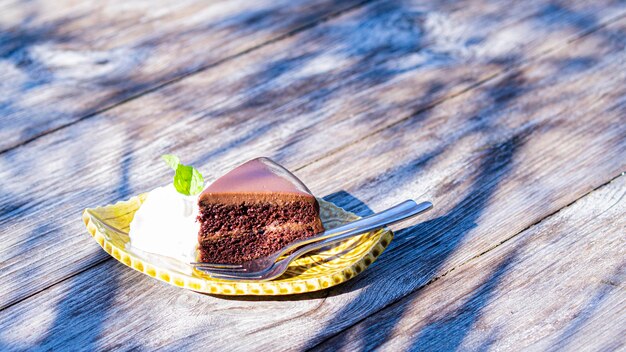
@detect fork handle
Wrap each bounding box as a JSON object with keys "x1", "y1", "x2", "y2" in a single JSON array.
[
  {"x1": 282, "y1": 200, "x2": 433, "y2": 264},
  {"x1": 275, "y1": 200, "x2": 433, "y2": 259}
]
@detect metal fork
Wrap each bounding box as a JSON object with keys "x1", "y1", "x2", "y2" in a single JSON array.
[{"x1": 193, "y1": 200, "x2": 432, "y2": 281}]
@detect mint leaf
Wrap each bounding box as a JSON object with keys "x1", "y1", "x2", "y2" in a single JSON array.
[
  {"x1": 162, "y1": 154, "x2": 204, "y2": 196},
  {"x1": 173, "y1": 164, "x2": 204, "y2": 195},
  {"x1": 161, "y1": 154, "x2": 180, "y2": 170}
]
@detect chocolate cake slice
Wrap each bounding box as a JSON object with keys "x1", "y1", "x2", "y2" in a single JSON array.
[{"x1": 197, "y1": 157, "x2": 325, "y2": 264}]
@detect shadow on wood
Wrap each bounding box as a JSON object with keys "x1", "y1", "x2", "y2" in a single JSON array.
[
  {"x1": 37, "y1": 254, "x2": 120, "y2": 350},
  {"x1": 550, "y1": 264, "x2": 625, "y2": 350},
  {"x1": 306, "y1": 123, "x2": 532, "y2": 350}
]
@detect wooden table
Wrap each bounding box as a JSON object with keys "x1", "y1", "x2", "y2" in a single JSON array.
[{"x1": 1, "y1": 0, "x2": 624, "y2": 350}]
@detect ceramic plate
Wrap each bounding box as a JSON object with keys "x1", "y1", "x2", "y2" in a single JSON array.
[{"x1": 82, "y1": 195, "x2": 393, "y2": 295}]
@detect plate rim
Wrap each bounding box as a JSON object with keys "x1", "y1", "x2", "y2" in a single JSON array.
[{"x1": 82, "y1": 195, "x2": 394, "y2": 296}]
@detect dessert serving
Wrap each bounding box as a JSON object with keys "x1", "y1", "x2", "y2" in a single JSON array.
[
  {"x1": 128, "y1": 156, "x2": 324, "y2": 264},
  {"x1": 83, "y1": 154, "x2": 397, "y2": 295},
  {"x1": 197, "y1": 158, "x2": 324, "y2": 264}
]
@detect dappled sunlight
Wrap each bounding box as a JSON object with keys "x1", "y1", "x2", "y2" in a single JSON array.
[
  {"x1": 0, "y1": 0, "x2": 624, "y2": 350},
  {"x1": 0, "y1": 288, "x2": 59, "y2": 349},
  {"x1": 0, "y1": 0, "x2": 363, "y2": 152},
  {"x1": 304, "y1": 121, "x2": 531, "y2": 350},
  {"x1": 0, "y1": 255, "x2": 122, "y2": 350}
]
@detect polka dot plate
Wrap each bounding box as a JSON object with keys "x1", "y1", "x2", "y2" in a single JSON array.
[{"x1": 82, "y1": 195, "x2": 393, "y2": 295}]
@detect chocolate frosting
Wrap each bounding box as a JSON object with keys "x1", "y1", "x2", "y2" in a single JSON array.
[{"x1": 199, "y1": 157, "x2": 314, "y2": 202}]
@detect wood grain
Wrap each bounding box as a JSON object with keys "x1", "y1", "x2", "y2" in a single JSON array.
[
  {"x1": 0, "y1": 15, "x2": 624, "y2": 351},
  {"x1": 314, "y1": 175, "x2": 626, "y2": 352},
  {"x1": 0, "y1": 0, "x2": 366, "y2": 152},
  {"x1": 2, "y1": 0, "x2": 624, "y2": 312}
]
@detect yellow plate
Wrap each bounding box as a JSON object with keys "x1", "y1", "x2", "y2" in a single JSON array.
[{"x1": 82, "y1": 195, "x2": 393, "y2": 295}]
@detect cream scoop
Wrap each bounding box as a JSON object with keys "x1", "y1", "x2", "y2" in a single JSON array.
[{"x1": 128, "y1": 184, "x2": 199, "y2": 262}]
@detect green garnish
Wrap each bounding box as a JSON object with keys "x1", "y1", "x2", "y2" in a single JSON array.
[{"x1": 161, "y1": 154, "x2": 204, "y2": 196}]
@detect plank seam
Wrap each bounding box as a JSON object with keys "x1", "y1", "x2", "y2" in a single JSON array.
[
  {"x1": 442, "y1": 172, "x2": 625, "y2": 283},
  {"x1": 1, "y1": 5, "x2": 624, "y2": 317},
  {"x1": 306, "y1": 171, "x2": 626, "y2": 351},
  {"x1": 0, "y1": 0, "x2": 374, "y2": 155},
  {"x1": 294, "y1": 12, "x2": 626, "y2": 173},
  {"x1": 0, "y1": 255, "x2": 110, "y2": 312}
]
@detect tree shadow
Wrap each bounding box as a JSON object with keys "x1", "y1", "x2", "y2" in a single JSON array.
[
  {"x1": 28, "y1": 140, "x2": 137, "y2": 349},
  {"x1": 0, "y1": 11, "x2": 82, "y2": 144},
  {"x1": 302, "y1": 44, "x2": 586, "y2": 346},
  {"x1": 1, "y1": 0, "x2": 622, "y2": 350},
  {"x1": 0, "y1": 187, "x2": 32, "y2": 227},
  {"x1": 306, "y1": 122, "x2": 536, "y2": 350},
  {"x1": 406, "y1": 238, "x2": 529, "y2": 351},
  {"x1": 34, "y1": 255, "x2": 120, "y2": 351},
  {"x1": 0, "y1": 0, "x2": 371, "y2": 153},
  {"x1": 180, "y1": 1, "x2": 460, "y2": 170},
  {"x1": 323, "y1": 190, "x2": 375, "y2": 217},
  {"x1": 550, "y1": 264, "x2": 625, "y2": 350},
  {"x1": 191, "y1": 120, "x2": 278, "y2": 167},
  {"x1": 0, "y1": 251, "x2": 120, "y2": 351},
  {"x1": 0, "y1": 137, "x2": 135, "y2": 350}
]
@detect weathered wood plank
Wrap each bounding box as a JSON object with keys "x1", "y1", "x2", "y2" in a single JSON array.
[
  {"x1": 230, "y1": 20, "x2": 626, "y2": 351},
  {"x1": 0, "y1": 0, "x2": 366, "y2": 152},
  {"x1": 2, "y1": 0, "x2": 624, "y2": 311},
  {"x1": 314, "y1": 176, "x2": 626, "y2": 352},
  {"x1": 0, "y1": 16, "x2": 624, "y2": 351}
]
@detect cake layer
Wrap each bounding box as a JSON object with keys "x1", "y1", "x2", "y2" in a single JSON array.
[
  {"x1": 198, "y1": 227, "x2": 319, "y2": 264},
  {"x1": 198, "y1": 199, "x2": 322, "y2": 241},
  {"x1": 197, "y1": 200, "x2": 324, "y2": 263},
  {"x1": 196, "y1": 157, "x2": 324, "y2": 264}
]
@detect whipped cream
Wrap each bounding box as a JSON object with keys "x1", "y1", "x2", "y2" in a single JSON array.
[{"x1": 128, "y1": 184, "x2": 199, "y2": 262}]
